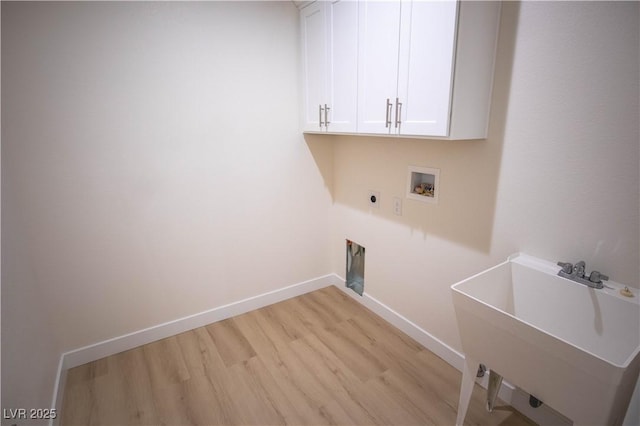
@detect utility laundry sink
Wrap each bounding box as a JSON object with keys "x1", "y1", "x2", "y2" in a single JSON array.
[{"x1": 451, "y1": 253, "x2": 640, "y2": 426}]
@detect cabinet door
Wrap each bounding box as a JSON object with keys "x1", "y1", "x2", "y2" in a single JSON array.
[
  {"x1": 300, "y1": 2, "x2": 327, "y2": 132},
  {"x1": 357, "y1": 0, "x2": 402, "y2": 134},
  {"x1": 397, "y1": 0, "x2": 457, "y2": 136},
  {"x1": 326, "y1": 0, "x2": 358, "y2": 133}
]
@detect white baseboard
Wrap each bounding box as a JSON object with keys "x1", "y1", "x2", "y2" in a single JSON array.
[
  {"x1": 331, "y1": 275, "x2": 569, "y2": 426},
  {"x1": 50, "y1": 357, "x2": 66, "y2": 426},
  {"x1": 51, "y1": 273, "x2": 336, "y2": 420}
]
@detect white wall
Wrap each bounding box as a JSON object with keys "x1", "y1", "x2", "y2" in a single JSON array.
[
  {"x1": 1, "y1": 192, "x2": 60, "y2": 425},
  {"x1": 491, "y1": 1, "x2": 639, "y2": 285},
  {"x1": 324, "y1": 0, "x2": 639, "y2": 352},
  {"x1": 2, "y1": 1, "x2": 332, "y2": 416}
]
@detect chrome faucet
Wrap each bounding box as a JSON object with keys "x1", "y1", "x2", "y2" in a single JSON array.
[
  {"x1": 573, "y1": 261, "x2": 586, "y2": 279},
  {"x1": 557, "y1": 261, "x2": 608, "y2": 289}
]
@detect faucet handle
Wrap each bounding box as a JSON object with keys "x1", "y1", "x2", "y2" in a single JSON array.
[
  {"x1": 557, "y1": 262, "x2": 573, "y2": 274},
  {"x1": 588, "y1": 271, "x2": 609, "y2": 284}
]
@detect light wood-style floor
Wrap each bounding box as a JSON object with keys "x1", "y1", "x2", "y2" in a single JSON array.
[{"x1": 61, "y1": 286, "x2": 535, "y2": 426}]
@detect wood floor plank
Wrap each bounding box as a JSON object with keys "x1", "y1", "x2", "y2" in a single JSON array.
[
  {"x1": 359, "y1": 376, "x2": 429, "y2": 426},
  {"x1": 224, "y1": 359, "x2": 286, "y2": 425},
  {"x1": 376, "y1": 367, "x2": 455, "y2": 425},
  {"x1": 61, "y1": 286, "x2": 537, "y2": 426},
  {"x1": 62, "y1": 357, "x2": 111, "y2": 425},
  {"x1": 348, "y1": 310, "x2": 424, "y2": 353},
  {"x1": 114, "y1": 348, "x2": 160, "y2": 425},
  {"x1": 142, "y1": 336, "x2": 190, "y2": 389},
  {"x1": 281, "y1": 293, "x2": 342, "y2": 334},
  {"x1": 414, "y1": 348, "x2": 471, "y2": 410},
  {"x1": 237, "y1": 309, "x2": 295, "y2": 354},
  {"x1": 174, "y1": 329, "x2": 236, "y2": 424},
  {"x1": 87, "y1": 356, "x2": 131, "y2": 425},
  {"x1": 316, "y1": 399, "x2": 359, "y2": 425},
  {"x1": 258, "y1": 302, "x2": 310, "y2": 342},
  {"x1": 175, "y1": 329, "x2": 220, "y2": 377},
  {"x1": 150, "y1": 376, "x2": 215, "y2": 426},
  {"x1": 242, "y1": 355, "x2": 314, "y2": 425},
  {"x1": 313, "y1": 321, "x2": 388, "y2": 382},
  {"x1": 205, "y1": 317, "x2": 257, "y2": 368},
  {"x1": 61, "y1": 370, "x2": 95, "y2": 425},
  {"x1": 65, "y1": 357, "x2": 109, "y2": 387},
  {"x1": 290, "y1": 333, "x2": 386, "y2": 425},
  {"x1": 232, "y1": 309, "x2": 336, "y2": 420},
  {"x1": 304, "y1": 289, "x2": 353, "y2": 324}
]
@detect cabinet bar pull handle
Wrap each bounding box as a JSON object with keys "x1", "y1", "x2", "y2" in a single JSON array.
[
  {"x1": 324, "y1": 104, "x2": 330, "y2": 127},
  {"x1": 395, "y1": 98, "x2": 402, "y2": 129},
  {"x1": 385, "y1": 98, "x2": 392, "y2": 128},
  {"x1": 319, "y1": 104, "x2": 324, "y2": 128}
]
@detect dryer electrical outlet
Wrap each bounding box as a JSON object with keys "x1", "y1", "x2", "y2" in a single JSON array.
[{"x1": 368, "y1": 190, "x2": 380, "y2": 208}]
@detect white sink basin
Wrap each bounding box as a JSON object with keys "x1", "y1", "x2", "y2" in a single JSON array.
[{"x1": 451, "y1": 253, "x2": 640, "y2": 426}]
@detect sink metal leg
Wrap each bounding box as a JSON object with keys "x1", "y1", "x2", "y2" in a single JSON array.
[
  {"x1": 486, "y1": 369, "x2": 503, "y2": 412},
  {"x1": 456, "y1": 356, "x2": 478, "y2": 426}
]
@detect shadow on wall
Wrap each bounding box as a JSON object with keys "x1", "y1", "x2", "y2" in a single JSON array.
[
  {"x1": 305, "y1": 2, "x2": 521, "y2": 254},
  {"x1": 304, "y1": 134, "x2": 335, "y2": 201}
]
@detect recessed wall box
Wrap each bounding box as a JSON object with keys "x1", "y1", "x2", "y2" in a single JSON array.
[
  {"x1": 346, "y1": 239, "x2": 364, "y2": 296},
  {"x1": 407, "y1": 166, "x2": 440, "y2": 204}
]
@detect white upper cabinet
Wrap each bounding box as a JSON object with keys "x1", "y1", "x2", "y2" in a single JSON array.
[
  {"x1": 357, "y1": 0, "x2": 402, "y2": 134},
  {"x1": 300, "y1": 2, "x2": 327, "y2": 132},
  {"x1": 446, "y1": 1, "x2": 502, "y2": 140},
  {"x1": 300, "y1": 0, "x2": 358, "y2": 133},
  {"x1": 396, "y1": 0, "x2": 457, "y2": 137},
  {"x1": 301, "y1": 0, "x2": 501, "y2": 140},
  {"x1": 326, "y1": 0, "x2": 359, "y2": 133},
  {"x1": 357, "y1": 0, "x2": 455, "y2": 136}
]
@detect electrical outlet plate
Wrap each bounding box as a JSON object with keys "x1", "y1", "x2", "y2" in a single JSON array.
[
  {"x1": 393, "y1": 197, "x2": 402, "y2": 215},
  {"x1": 368, "y1": 190, "x2": 380, "y2": 208}
]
